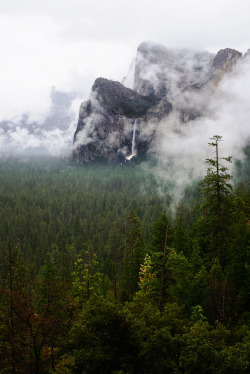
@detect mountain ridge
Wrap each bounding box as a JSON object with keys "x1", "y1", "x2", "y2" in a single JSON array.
[{"x1": 73, "y1": 42, "x2": 245, "y2": 163}]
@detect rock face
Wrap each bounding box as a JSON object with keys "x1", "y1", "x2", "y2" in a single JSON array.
[
  {"x1": 73, "y1": 42, "x2": 243, "y2": 163},
  {"x1": 73, "y1": 77, "x2": 172, "y2": 162}
]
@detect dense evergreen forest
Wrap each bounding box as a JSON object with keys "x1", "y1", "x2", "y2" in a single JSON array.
[{"x1": 0, "y1": 138, "x2": 249, "y2": 373}]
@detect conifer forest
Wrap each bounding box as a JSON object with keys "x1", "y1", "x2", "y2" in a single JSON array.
[{"x1": 0, "y1": 138, "x2": 249, "y2": 374}]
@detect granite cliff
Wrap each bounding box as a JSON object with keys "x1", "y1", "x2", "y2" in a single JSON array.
[{"x1": 73, "y1": 42, "x2": 244, "y2": 163}]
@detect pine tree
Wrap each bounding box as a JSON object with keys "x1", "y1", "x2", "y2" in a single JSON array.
[
  {"x1": 197, "y1": 136, "x2": 245, "y2": 322},
  {"x1": 199, "y1": 135, "x2": 233, "y2": 266},
  {"x1": 149, "y1": 210, "x2": 173, "y2": 309},
  {"x1": 32, "y1": 254, "x2": 67, "y2": 373},
  {"x1": 0, "y1": 240, "x2": 31, "y2": 373},
  {"x1": 119, "y1": 210, "x2": 145, "y2": 301}
]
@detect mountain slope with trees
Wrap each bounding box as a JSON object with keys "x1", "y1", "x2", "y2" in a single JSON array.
[{"x1": 0, "y1": 140, "x2": 249, "y2": 373}]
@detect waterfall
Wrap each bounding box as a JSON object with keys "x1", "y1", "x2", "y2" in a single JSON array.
[
  {"x1": 126, "y1": 120, "x2": 138, "y2": 161},
  {"x1": 131, "y1": 121, "x2": 136, "y2": 155}
]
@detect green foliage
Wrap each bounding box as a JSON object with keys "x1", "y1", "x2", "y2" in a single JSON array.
[
  {"x1": 50, "y1": 354, "x2": 75, "y2": 374},
  {"x1": 118, "y1": 210, "x2": 145, "y2": 301},
  {"x1": 150, "y1": 209, "x2": 173, "y2": 252},
  {"x1": 191, "y1": 305, "x2": 207, "y2": 322},
  {"x1": 0, "y1": 243, "x2": 31, "y2": 373},
  {"x1": 137, "y1": 254, "x2": 157, "y2": 298},
  {"x1": 124, "y1": 299, "x2": 187, "y2": 373},
  {"x1": 72, "y1": 252, "x2": 111, "y2": 305},
  {"x1": 198, "y1": 135, "x2": 233, "y2": 264},
  {"x1": 68, "y1": 297, "x2": 140, "y2": 374},
  {"x1": 165, "y1": 250, "x2": 192, "y2": 304},
  {"x1": 0, "y1": 147, "x2": 249, "y2": 373},
  {"x1": 180, "y1": 320, "x2": 217, "y2": 374},
  {"x1": 173, "y1": 202, "x2": 192, "y2": 256}
]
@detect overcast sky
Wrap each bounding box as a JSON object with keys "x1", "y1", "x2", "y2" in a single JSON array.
[{"x1": 0, "y1": 0, "x2": 250, "y2": 153}]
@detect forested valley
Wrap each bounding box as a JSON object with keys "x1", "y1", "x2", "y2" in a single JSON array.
[{"x1": 0, "y1": 139, "x2": 249, "y2": 374}]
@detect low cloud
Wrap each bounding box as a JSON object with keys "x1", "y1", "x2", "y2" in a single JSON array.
[
  {"x1": 0, "y1": 95, "x2": 83, "y2": 157},
  {"x1": 147, "y1": 55, "x2": 250, "y2": 204}
]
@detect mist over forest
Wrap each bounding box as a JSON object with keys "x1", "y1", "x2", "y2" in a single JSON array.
[
  {"x1": 0, "y1": 145, "x2": 249, "y2": 372},
  {"x1": 1, "y1": 34, "x2": 250, "y2": 374},
  {"x1": 2, "y1": 42, "x2": 250, "y2": 202}
]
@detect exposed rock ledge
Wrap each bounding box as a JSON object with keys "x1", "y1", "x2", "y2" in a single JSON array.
[{"x1": 73, "y1": 42, "x2": 244, "y2": 163}]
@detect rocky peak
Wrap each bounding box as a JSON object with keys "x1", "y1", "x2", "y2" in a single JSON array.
[
  {"x1": 212, "y1": 48, "x2": 242, "y2": 70},
  {"x1": 72, "y1": 42, "x2": 245, "y2": 164},
  {"x1": 244, "y1": 49, "x2": 250, "y2": 59},
  {"x1": 72, "y1": 76, "x2": 167, "y2": 163},
  {"x1": 133, "y1": 41, "x2": 215, "y2": 98},
  {"x1": 92, "y1": 77, "x2": 160, "y2": 118},
  {"x1": 210, "y1": 48, "x2": 242, "y2": 83}
]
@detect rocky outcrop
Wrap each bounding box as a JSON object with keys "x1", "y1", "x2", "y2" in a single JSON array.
[
  {"x1": 73, "y1": 42, "x2": 244, "y2": 163},
  {"x1": 134, "y1": 42, "x2": 214, "y2": 97},
  {"x1": 210, "y1": 48, "x2": 242, "y2": 84},
  {"x1": 73, "y1": 78, "x2": 172, "y2": 162}
]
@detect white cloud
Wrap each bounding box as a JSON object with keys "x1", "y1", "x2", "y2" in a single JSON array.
[
  {"x1": 0, "y1": 0, "x2": 250, "y2": 156},
  {"x1": 148, "y1": 55, "x2": 250, "y2": 206}
]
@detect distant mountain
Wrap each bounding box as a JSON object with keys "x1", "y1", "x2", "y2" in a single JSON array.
[
  {"x1": 72, "y1": 42, "x2": 244, "y2": 163},
  {"x1": 0, "y1": 88, "x2": 79, "y2": 156}
]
